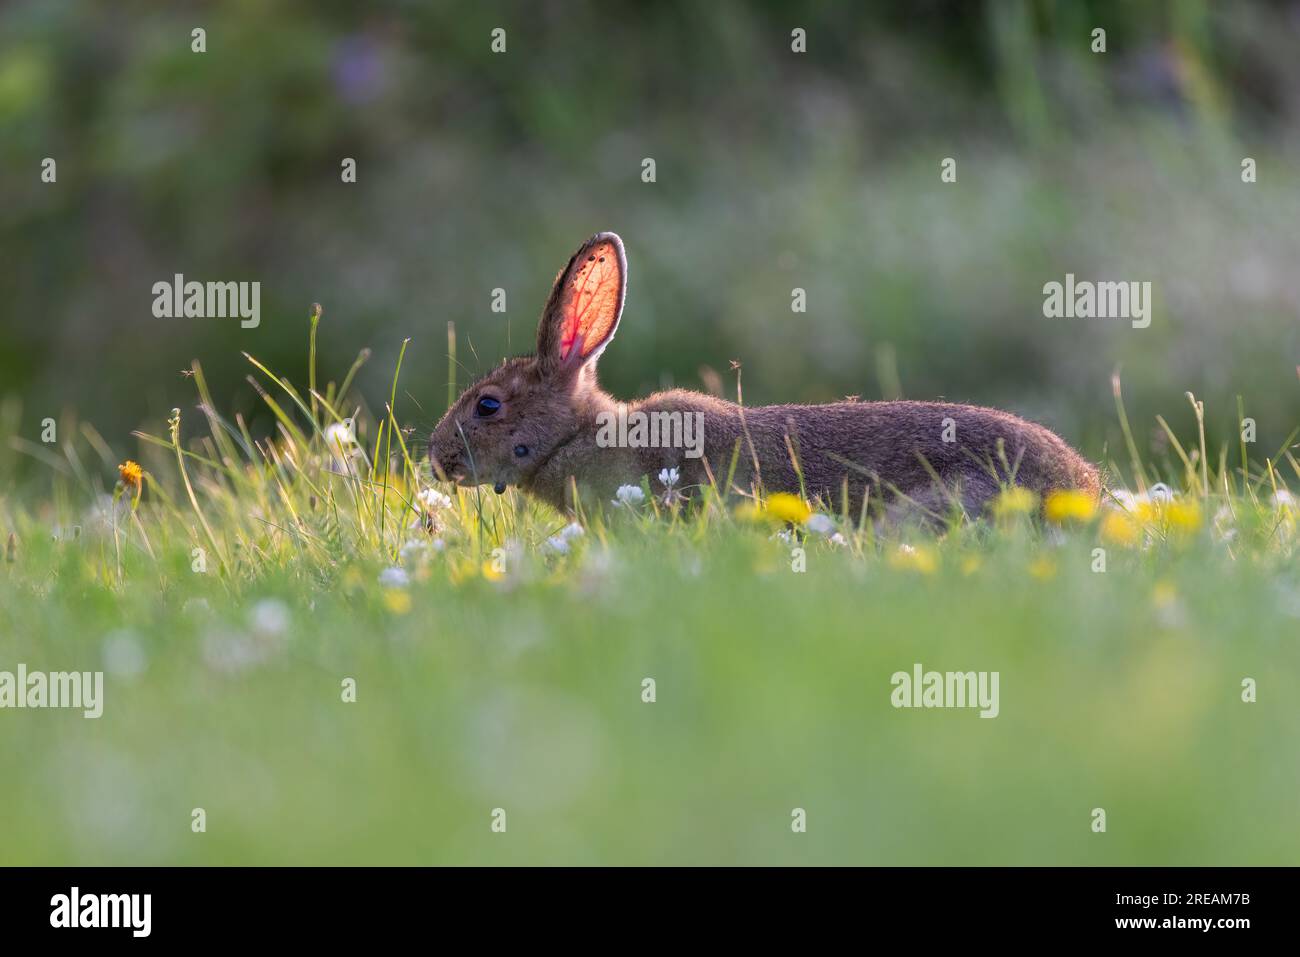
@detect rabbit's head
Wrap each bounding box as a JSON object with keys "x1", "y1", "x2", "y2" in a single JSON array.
[{"x1": 427, "y1": 231, "x2": 627, "y2": 493}]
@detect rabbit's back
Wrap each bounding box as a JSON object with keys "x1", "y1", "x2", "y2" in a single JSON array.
[{"x1": 617, "y1": 393, "x2": 1099, "y2": 516}]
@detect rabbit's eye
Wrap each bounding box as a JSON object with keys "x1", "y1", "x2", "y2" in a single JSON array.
[
  {"x1": 514, "y1": 444, "x2": 529, "y2": 458},
  {"x1": 475, "y1": 396, "x2": 501, "y2": 417}
]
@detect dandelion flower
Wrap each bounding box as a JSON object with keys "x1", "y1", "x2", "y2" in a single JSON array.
[
  {"x1": 383, "y1": 589, "x2": 412, "y2": 615},
  {"x1": 1044, "y1": 489, "x2": 1097, "y2": 523},
  {"x1": 117, "y1": 460, "x2": 143, "y2": 491},
  {"x1": 765, "y1": 492, "x2": 811, "y2": 525},
  {"x1": 1100, "y1": 510, "x2": 1142, "y2": 547},
  {"x1": 993, "y1": 487, "x2": 1038, "y2": 518},
  {"x1": 888, "y1": 543, "x2": 938, "y2": 575},
  {"x1": 1165, "y1": 499, "x2": 1202, "y2": 535},
  {"x1": 1027, "y1": 556, "x2": 1057, "y2": 581}
]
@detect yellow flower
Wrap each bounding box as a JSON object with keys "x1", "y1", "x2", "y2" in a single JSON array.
[
  {"x1": 1152, "y1": 580, "x2": 1178, "y2": 609},
  {"x1": 448, "y1": 560, "x2": 479, "y2": 586},
  {"x1": 1027, "y1": 556, "x2": 1057, "y2": 580},
  {"x1": 993, "y1": 487, "x2": 1038, "y2": 518},
  {"x1": 1100, "y1": 511, "x2": 1141, "y2": 547},
  {"x1": 888, "y1": 543, "x2": 938, "y2": 575},
  {"x1": 960, "y1": 555, "x2": 982, "y2": 576},
  {"x1": 481, "y1": 559, "x2": 506, "y2": 582},
  {"x1": 764, "y1": 492, "x2": 811, "y2": 525},
  {"x1": 118, "y1": 460, "x2": 143, "y2": 491},
  {"x1": 382, "y1": 589, "x2": 412, "y2": 614},
  {"x1": 1044, "y1": 489, "x2": 1097, "y2": 523},
  {"x1": 1164, "y1": 499, "x2": 1202, "y2": 535}
]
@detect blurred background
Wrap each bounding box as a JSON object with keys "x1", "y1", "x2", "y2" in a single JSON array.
[{"x1": 2, "y1": 0, "x2": 1298, "y2": 485}]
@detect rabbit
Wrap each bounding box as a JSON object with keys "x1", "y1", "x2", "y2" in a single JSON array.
[{"x1": 428, "y1": 231, "x2": 1100, "y2": 520}]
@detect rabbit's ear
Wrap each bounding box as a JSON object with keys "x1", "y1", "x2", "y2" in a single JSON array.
[{"x1": 537, "y1": 232, "x2": 627, "y2": 374}]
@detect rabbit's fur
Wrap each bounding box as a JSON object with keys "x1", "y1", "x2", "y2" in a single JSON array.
[{"x1": 429, "y1": 232, "x2": 1099, "y2": 519}]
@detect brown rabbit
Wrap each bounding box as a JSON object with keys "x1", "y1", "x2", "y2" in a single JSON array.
[{"x1": 428, "y1": 232, "x2": 1099, "y2": 519}]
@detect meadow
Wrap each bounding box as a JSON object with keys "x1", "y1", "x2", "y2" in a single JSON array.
[{"x1": 1, "y1": 316, "x2": 1296, "y2": 865}]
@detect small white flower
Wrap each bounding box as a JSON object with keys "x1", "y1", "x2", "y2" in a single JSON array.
[
  {"x1": 658, "y1": 467, "x2": 679, "y2": 488},
  {"x1": 417, "y1": 487, "x2": 454, "y2": 512},
  {"x1": 829, "y1": 532, "x2": 847, "y2": 547},
  {"x1": 378, "y1": 566, "x2": 410, "y2": 588},
  {"x1": 399, "y1": 540, "x2": 429, "y2": 564},
  {"x1": 101, "y1": 629, "x2": 147, "y2": 679},
  {"x1": 249, "y1": 598, "x2": 291, "y2": 638},
  {"x1": 613, "y1": 484, "x2": 645, "y2": 507},
  {"x1": 559, "y1": 522, "x2": 585, "y2": 541},
  {"x1": 1272, "y1": 489, "x2": 1296, "y2": 510},
  {"x1": 1108, "y1": 489, "x2": 1138, "y2": 511},
  {"x1": 806, "y1": 513, "x2": 835, "y2": 536},
  {"x1": 543, "y1": 535, "x2": 570, "y2": 555},
  {"x1": 772, "y1": 528, "x2": 794, "y2": 544},
  {"x1": 1147, "y1": 482, "x2": 1174, "y2": 503},
  {"x1": 323, "y1": 419, "x2": 357, "y2": 450}
]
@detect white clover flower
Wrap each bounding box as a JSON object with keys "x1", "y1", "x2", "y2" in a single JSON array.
[
  {"x1": 829, "y1": 532, "x2": 847, "y2": 547},
  {"x1": 772, "y1": 528, "x2": 794, "y2": 544},
  {"x1": 543, "y1": 535, "x2": 570, "y2": 555},
  {"x1": 806, "y1": 513, "x2": 835, "y2": 536},
  {"x1": 1108, "y1": 489, "x2": 1138, "y2": 511},
  {"x1": 323, "y1": 419, "x2": 357, "y2": 450},
  {"x1": 399, "y1": 540, "x2": 429, "y2": 564},
  {"x1": 613, "y1": 484, "x2": 645, "y2": 507},
  {"x1": 101, "y1": 629, "x2": 147, "y2": 679},
  {"x1": 378, "y1": 566, "x2": 410, "y2": 588},
  {"x1": 249, "y1": 598, "x2": 291, "y2": 638},
  {"x1": 658, "y1": 467, "x2": 679, "y2": 488},
  {"x1": 1147, "y1": 482, "x2": 1174, "y2": 503},
  {"x1": 1272, "y1": 489, "x2": 1295, "y2": 510},
  {"x1": 558, "y1": 522, "x2": 585, "y2": 541},
  {"x1": 418, "y1": 487, "x2": 454, "y2": 512}
]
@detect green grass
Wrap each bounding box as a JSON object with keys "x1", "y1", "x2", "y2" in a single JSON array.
[{"x1": 1, "y1": 317, "x2": 1298, "y2": 865}]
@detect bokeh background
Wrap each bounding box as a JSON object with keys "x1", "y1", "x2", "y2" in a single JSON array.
[{"x1": 2, "y1": 0, "x2": 1298, "y2": 483}]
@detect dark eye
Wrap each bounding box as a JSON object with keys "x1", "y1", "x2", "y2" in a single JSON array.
[
  {"x1": 475, "y1": 396, "x2": 501, "y2": 417},
  {"x1": 514, "y1": 444, "x2": 529, "y2": 458}
]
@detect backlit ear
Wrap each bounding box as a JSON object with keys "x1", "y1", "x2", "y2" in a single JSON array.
[{"x1": 537, "y1": 232, "x2": 627, "y2": 373}]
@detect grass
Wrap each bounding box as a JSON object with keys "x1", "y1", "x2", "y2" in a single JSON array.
[{"x1": 1, "y1": 312, "x2": 1298, "y2": 865}]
